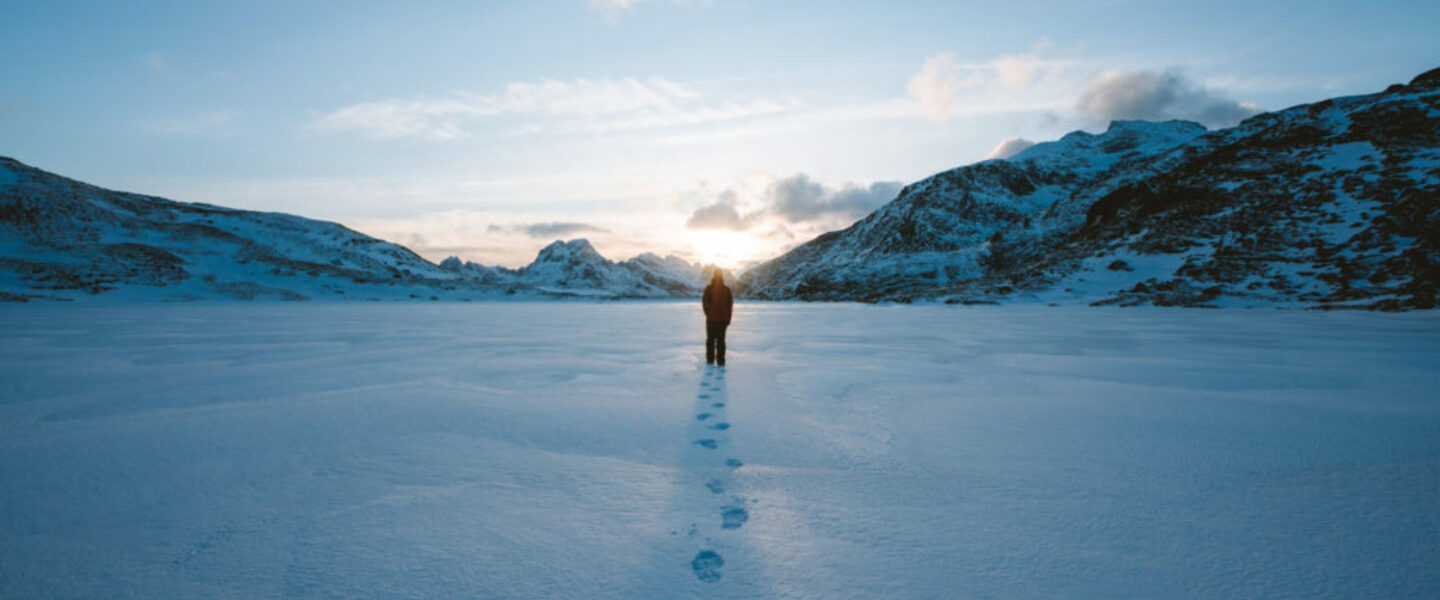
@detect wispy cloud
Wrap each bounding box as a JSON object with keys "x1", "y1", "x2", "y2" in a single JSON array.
[
  {"x1": 587, "y1": 0, "x2": 643, "y2": 18},
  {"x1": 907, "y1": 40, "x2": 1068, "y2": 122},
  {"x1": 310, "y1": 76, "x2": 796, "y2": 140},
  {"x1": 908, "y1": 53, "x2": 973, "y2": 121},
  {"x1": 309, "y1": 99, "x2": 478, "y2": 140},
  {"x1": 143, "y1": 52, "x2": 168, "y2": 76},
  {"x1": 586, "y1": 0, "x2": 710, "y2": 22}
]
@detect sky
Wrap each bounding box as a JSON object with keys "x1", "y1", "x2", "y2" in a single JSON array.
[{"x1": 2, "y1": 0, "x2": 1437, "y2": 269}]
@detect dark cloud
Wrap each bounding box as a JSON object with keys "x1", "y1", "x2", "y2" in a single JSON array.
[
  {"x1": 522, "y1": 222, "x2": 610, "y2": 238},
  {"x1": 1077, "y1": 70, "x2": 1260, "y2": 128},
  {"x1": 685, "y1": 190, "x2": 753, "y2": 230},
  {"x1": 686, "y1": 175, "x2": 904, "y2": 231},
  {"x1": 987, "y1": 138, "x2": 1036, "y2": 160},
  {"x1": 767, "y1": 174, "x2": 902, "y2": 223}
]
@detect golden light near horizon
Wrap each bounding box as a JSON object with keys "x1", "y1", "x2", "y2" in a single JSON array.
[{"x1": 687, "y1": 229, "x2": 764, "y2": 270}]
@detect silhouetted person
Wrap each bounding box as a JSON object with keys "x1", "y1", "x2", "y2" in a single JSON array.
[{"x1": 702, "y1": 270, "x2": 733, "y2": 366}]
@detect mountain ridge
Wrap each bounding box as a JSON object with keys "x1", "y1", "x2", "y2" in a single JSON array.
[
  {"x1": 740, "y1": 67, "x2": 1440, "y2": 310},
  {"x1": 4, "y1": 68, "x2": 1436, "y2": 308},
  {"x1": 0, "y1": 158, "x2": 708, "y2": 302}
]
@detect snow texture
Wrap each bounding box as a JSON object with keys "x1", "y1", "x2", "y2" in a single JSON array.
[{"x1": 2, "y1": 302, "x2": 1437, "y2": 598}]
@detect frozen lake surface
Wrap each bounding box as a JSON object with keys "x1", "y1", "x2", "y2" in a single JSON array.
[{"x1": 1, "y1": 302, "x2": 1438, "y2": 598}]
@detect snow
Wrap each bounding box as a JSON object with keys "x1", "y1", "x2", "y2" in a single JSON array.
[
  {"x1": 1010, "y1": 119, "x2": 1208, "y2": 177},
  {"x1": 1314, "y1": 141, "x2": 1381, "y2": 170},
  {"x1": 2, "y1": 303, "x2": 1438, "y2": 598}
]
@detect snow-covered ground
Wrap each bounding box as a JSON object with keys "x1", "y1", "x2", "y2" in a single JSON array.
[{"x1": 1, "y1": 303, "x2": 1437, "y2": 599}]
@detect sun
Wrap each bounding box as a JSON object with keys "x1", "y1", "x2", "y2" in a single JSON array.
[{"x1": 687, "y1": 229, "x2": 761, "y2": 270}]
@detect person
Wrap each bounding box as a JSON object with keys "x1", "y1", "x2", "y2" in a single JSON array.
[{"x1": 702, "y1": 269, "x2": 733, "y2": 367}]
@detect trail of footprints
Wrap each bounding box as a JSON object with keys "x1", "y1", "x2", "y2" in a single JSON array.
[{"x1": 686, "y1": 365, "x2": 752, "y2": 584}]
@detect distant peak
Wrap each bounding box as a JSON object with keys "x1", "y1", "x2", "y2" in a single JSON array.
[
  {"x1": 538, "y1": 238, "x2": 594, "y2": 252},
  {"x1": 1009, "y1": 119, "x2": 1208, "y2": 165},
  {"x1": 533, "y1": 238, "x2": 605, "y2": 264},
  {"x1": 1105, "y1": 119, "x2": 1207, "y2": 134},
  {"x1": 1409, "y1": 66, "x2": 1440, "y2": 89}
]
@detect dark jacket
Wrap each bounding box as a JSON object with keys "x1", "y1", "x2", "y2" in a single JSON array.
[{"x1": 703, "y1": 282, "x2": 733, "y2": 323}]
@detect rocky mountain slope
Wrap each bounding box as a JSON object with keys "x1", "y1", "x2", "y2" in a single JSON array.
[
  {"x1": 0, "y1": 159, "x2": 705, "y2": 301},
  {"x1": 741, "y1": 67, "x2": 1440, "y2": 310}
]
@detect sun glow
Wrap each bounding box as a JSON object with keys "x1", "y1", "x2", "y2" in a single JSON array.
[{"x1": 687, "y1": 229, "x2": 762, "y2": 270}]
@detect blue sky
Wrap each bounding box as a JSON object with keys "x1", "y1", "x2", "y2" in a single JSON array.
[{"x1": 2, "y1": 0, "x2": 1436, "y2": 267}]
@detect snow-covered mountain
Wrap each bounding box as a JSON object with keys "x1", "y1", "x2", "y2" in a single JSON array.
[
  {"x1": 506, "y1": 239, "x2": 709, "y2": 297},
  {"x1": 0, "y1": 159, "x2": 707, "y2": 301},
  {"x1": 742, "y1": 67, "x2": 1440, "y2": 310}
]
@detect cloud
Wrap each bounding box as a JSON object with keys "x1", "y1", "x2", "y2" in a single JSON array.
[
  {"x1": 986, "y1": 138, "x2": 1035, "y2": 160},
  {"x1": 522, "y1": 222, "x2": 610, "y2": 238},
  {"x1": 310, "y1": 99, "x2": 475, "y2": 140},
  {"x1": 992, "y1": 39, "x2": 1056, "y2": 91},
  {"x1": 588, "y1": 0, "x2": 642, "y2": 9},
  {"x1": 143, "y1": 52, "x2": 168, "y2": 75},
  {"x1": 310, "y1": 76, "x2": 793, "y2": 140},
  {"x1": 586, "y1": 0, "x2": 708, "y2": 21},
  {"x1": 588, "y1": 0, "x2": 642, "y2": 18},
  {"x1": 1077, "y1": 70, "x2": 1261, "y2": 128},
  {"x1": 685, "y1": 191, "x2": 754, "y2": 231},
  {"x1": 767, "y1": 174, "x2": 902, "y2": 224},
  {"x1": 907, "y1": 41, "x2": 1066, "y2": 122},
  {"x1": 907, "y1": 53, "x2": 969, "y2": 121},
  {"x1": 685, "y1": 175, "x2": 901, "y2": 231}
]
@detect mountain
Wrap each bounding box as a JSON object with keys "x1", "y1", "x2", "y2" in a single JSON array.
[
  {"x1": 505, "y1": 239, "x2": 707, "y2": 297},
  {"x1": 0, "y1": 159, "x2": 707, "y2": 301},
  {"x1": 740, "y1": 120, "x2": 1208, "y2": 300},
  {"x1": 741, "y1": 67, "x2": 1440, "y2": 310}
]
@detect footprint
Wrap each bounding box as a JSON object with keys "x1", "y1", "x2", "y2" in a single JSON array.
[
  {"x1": 692, "y1": 550, "x2": 724, "y2": 583},
  {"x1": 722, "y1": 506, "x2": 749, "y2": 530},
  {"x1": 695, "y1": 439, "x2": 718, "y2": 449},
  {"x1": 708, "y1": 422, "x2": 730, "y2": 430},
  {"x1": 725, "y1": 458, "x2": 743, "y2": 468},
  {"x1": 699, "y1": 394, "x2": 710, "y2": 399},
  {"x1": 697, "y1": 413, "x2": 711, "y2": 421},
  {"x1": 705, "y1": 479, "x2": 725, "y2": 494}
]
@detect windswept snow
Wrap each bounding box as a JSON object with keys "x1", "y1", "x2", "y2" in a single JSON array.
[{"x1": 1, "y1": 303, "x2": 1438, "y2": 598}]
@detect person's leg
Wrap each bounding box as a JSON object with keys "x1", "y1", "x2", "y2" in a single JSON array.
[
  {"x1": 716, "y1": 322, "x2": 728, "y2": 366},
  {"x1": 705, "y1": 320, "x2": 717, "y2": 364}
]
